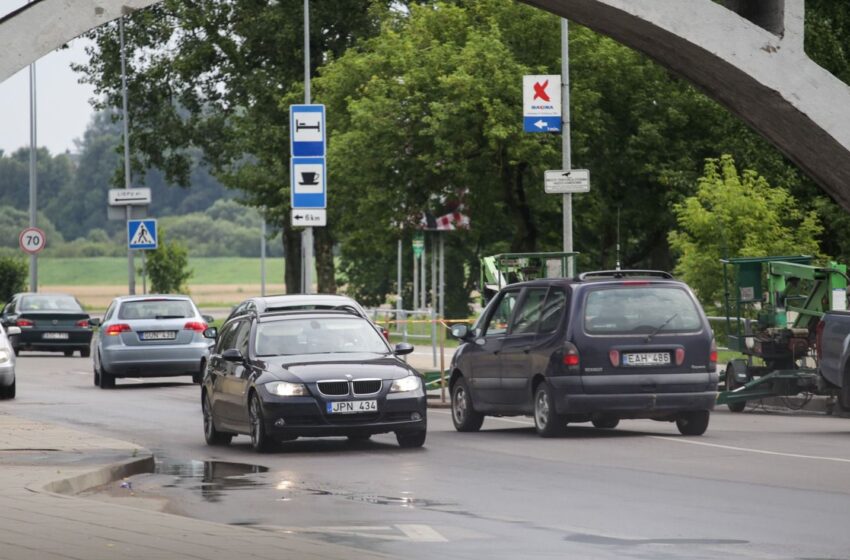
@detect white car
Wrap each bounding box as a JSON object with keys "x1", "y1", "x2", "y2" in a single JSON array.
[{"x1": 0, "y1": 324, "x2": 20, "y2": 399}]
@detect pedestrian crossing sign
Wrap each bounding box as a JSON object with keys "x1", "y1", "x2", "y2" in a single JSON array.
[{"x1": 128, "y1": 219, "x2": 157, "y2": 250}]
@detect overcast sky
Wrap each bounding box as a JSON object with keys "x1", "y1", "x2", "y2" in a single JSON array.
[{"x1": 0, "y1": 2, "x2": 97, "y2": 155}]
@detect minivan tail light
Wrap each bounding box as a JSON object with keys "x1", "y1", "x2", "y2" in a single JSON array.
[
  {"x1": 815, "y1": 320, "x2": 825, "y2": 362},
  {"x1": 709, "y1": 338, "x2": 718, "y2": 368},
  {"x1": 609, "y1": 349, "x2": 620, "y2": 367},
  {"x1": 105, "y1": 323, "x2": 132, "y2": 336},
  {"x1": 675, "y1": 347, "x2": 686, "y2": 366},
  {"x1": 562, "y1": 343, "x2": 580, "y2": 370},
  {"x1": 184, "y1": 321, "x2": 208, "y2": 333},
  {"x1": 16, "y1": 319, "x2": 33, "y2": 327}
]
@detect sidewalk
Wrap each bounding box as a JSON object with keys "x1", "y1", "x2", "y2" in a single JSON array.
[{"x1": 0, "y1": 412, "x2": 392, "y2": 560}]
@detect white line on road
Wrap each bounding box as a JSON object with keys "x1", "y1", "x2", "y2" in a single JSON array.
[
  {"x1": 432, "y1": 410, "x2": 850, "y2": 464},
  {"x1": 648, "y1": 436, "x2": 850, "y2": 464},
  {"x1": 396, "y1": 524, "x2": 448, "y2": 542}
]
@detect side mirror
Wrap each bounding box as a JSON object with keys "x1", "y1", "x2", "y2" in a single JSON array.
[
  {"x1": 89, "y1": 318, "x2": 102, "y2": 327},
  {"x1": 202, "y1": 315, "x2": 215, "y2": 324},
  {"x1": 5, "y1": 326, "x2": 21, "y2": 336},
  {"x1": 394, "y1": 342, "x2": 414, "y2": 356},
  {"x1": 222, "y1": 348, "x2": 244, "y2": 362},
  {"x1": 450, "y1": 324, "x2": 470, "y2": 340},
  {"x1": 203, "y1": 327, "x2": 218, "y2": 339}
]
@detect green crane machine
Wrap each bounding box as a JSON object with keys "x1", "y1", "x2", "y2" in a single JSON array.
[{"x1": 717, "y1": 256, "x2": 848, "y2": 411}]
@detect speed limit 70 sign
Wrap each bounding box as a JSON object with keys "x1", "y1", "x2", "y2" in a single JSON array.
[{"x1": 19, "y1": 227, "x2": 46, "y2": 255}]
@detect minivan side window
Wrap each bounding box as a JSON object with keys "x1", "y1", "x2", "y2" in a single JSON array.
[
  {"x1": 538, "y1": 289, "x2": 567, "y2": 333},
  {"x1": 484, "y1": 291, "x2": 520, "y2": 336},
  {"x1": 510, "y1": 288, "x2": 549, "y2": 334}
]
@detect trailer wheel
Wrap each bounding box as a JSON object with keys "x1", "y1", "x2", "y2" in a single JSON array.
[{"x1": 725, "y1": 360, "x2": 748, "y2": 413}]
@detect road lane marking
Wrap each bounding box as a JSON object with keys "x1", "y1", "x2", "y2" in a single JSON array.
[
  {"x1": 433, "y1": 410, "x2": 850, "y2": 464},
  {"x1": 648, "y1": 436, "x2": 850, "y2": 464},
  {"x1": 396, "y1": 524, "x2": 448, "y2": 542}
]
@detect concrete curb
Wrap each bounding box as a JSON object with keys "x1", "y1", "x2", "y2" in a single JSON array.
[{"x1": 30, "y1": 452, "x2": 155, "y2": 496}]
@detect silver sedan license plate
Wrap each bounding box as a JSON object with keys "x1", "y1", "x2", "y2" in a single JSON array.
[
  {"x1": 140, "y1": 331, "x2": 177, "y2": 341},
  {"x1": 623, "y1": 352, "x2": 671, "y2": 366},
  {"x1": 327, "y1": 400, "x2": 378, "y2": 414}
]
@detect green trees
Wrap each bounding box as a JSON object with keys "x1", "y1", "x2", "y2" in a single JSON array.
[
  {"x1": 0, "y1": 257, "x2": 28, "y2": 301},
  {"x1": 669, "y1": 156, "x2": 823, "y2": 308},
  {"x1": 145, "y1": 232, "x2": 192, "y2": 294}
]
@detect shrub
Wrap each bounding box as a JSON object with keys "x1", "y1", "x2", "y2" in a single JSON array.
[
  {"x1": 0, "y1": 256, "x2": 28, "y2": 301},
  {"x1": 144, "y1": 231, "x2": 192, "y2": 294}
]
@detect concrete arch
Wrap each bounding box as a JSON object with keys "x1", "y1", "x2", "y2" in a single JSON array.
[
  {"x1": 521, "y1": 0, "x2": 850, "y2": 211},
  {"x1": 0, "y1": 0, "x2": 159, "y2": 83}
]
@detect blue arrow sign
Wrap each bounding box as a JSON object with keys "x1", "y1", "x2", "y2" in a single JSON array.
[
  {"x1": 291, "y1": 157, "x2": 326, "y2": 209},
  {"x1": 523, "y1": 116, "x2": 561, "y2": 133},
  {"x1": 128, "y1": 219, "x2": 157, "y2": 250},
  {"x1": 290, "y1": 104, "x2": 326, "y2": 157}
]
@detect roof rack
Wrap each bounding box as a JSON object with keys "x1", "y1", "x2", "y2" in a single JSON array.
[{"x1": 578, "y1": 269, "x2": 674, "y2": 280}]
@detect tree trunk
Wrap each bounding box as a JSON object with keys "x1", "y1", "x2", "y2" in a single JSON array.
[
  {"x1": 315, "y1": 227, "x2": 336, "y2": 294},
  {"x1": 502, "y1": 156, "x2": 537, "y2": 252},
  {"x1": 282, "y1": 222, "x2": 302, "y2": 294}
]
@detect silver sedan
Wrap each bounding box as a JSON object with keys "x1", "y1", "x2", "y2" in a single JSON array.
[{"x1": 91, "y1": 295, "x2": 216, "y2": 389}]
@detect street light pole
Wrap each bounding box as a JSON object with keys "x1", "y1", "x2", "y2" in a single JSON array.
[
  {"x1": 301, "y1": 0, "x2": 314, "y2": 294},
  {"x1": 28, "y1": 60, "x2": 37, "y2": 292},
  {"x1": 561, "y1": 18, "x2": 573, "y2": 276},
  {"x1": 120, "y1": 14, "x2": 135, "y2": 295}
]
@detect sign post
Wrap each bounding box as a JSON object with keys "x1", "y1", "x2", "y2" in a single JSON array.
[{"x1": 290, "y1": 100, "x2": 327, "y2": 295}]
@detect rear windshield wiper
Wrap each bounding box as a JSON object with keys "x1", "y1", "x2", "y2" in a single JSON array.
[
  {"x1": 154, "y1": 315, "x2": 187, "y2": 319},
  {"x1": 645, "y1": 313, "x2": 678, "y2": 343}
]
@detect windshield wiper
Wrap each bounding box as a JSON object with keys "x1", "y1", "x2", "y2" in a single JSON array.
[
  {"x1": 155, "y1": 315, "x2": 186, "y2": 319},
  {"x1": 645, "y1": 313, "x2": 678, "y2": 343}
]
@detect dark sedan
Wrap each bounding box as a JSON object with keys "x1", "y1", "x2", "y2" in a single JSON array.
[
  {"x1": 1, "y1": 293, "x2": 93, "y2": 357},
  {"x1": 202, "y1": 309, "x2": 427, "y2": 452}
]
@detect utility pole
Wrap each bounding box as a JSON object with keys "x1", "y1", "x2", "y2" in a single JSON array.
[
  {"x1": 120, "y1": 14, "x2": 135, "y2": 295},
  {"x1": 561, "y1": 18, "x2": 573, "y2": 276},
  {"x1": 260, "y1": 218, "x2": 267, "y2": 296},
  {"x1": 28, "y1": 59, "x2": 37, "y2": 292},
  {"x1": 301, "y1": 0, "x2": 314, "y2": 294}
]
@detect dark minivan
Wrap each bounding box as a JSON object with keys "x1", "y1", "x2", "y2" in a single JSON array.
[{"x1": 449, "y1": 271, "x2": 718, "y2": 437}]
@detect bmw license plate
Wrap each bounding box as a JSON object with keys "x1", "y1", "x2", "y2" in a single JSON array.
[
  {"x1": 327, "y1": 400, "x2": 378, "y2": 414},
  {"x1": 43, "y1": 332, "x2": 69, "y2": 340},
  {"x1": 140, "y1": 331, "x2": 177, "y2": 341},
  {"x1": 623, "y1": 352, "x2": 671, "y2": 366}
]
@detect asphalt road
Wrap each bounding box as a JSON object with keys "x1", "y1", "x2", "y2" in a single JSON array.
[{"x1": 5, "y1": 353, "x2": 850, "y2": 560}]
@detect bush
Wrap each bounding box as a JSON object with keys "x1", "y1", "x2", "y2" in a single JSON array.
[
  {"x1": 144, "y1": 231, "x2": 192, "y2": 294},
  {"x1": 0, "y1": 256, "x2": 28, "y2": 301}
]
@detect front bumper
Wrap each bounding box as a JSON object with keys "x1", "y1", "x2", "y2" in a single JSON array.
[
  {"x1": 259, "y1": 389, "x2": 427, "y2": 437},
  {"x1": 100, "y1": 343, "x2": 208, "y2": 377}
]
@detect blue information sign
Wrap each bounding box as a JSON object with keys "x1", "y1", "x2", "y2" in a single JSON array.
[
  {"x1": 290, "y1": 104, "x2": 326, "y2": 157},
  {"x1": 128, "y1": 219, "x2": 157, "y2": 250},
  {"x1": 291, "y1": 157, "x2": 326, "y2": 209}
]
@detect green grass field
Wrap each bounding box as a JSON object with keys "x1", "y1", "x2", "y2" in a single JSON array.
[{"x1": 38, "y1": 257, "x2": 286, "y2": 286}]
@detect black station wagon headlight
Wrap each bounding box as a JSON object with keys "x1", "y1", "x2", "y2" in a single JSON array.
[
  {"x1": 390, "y1": 376, "x2": 421, "y2": 393},
  {"x1": 266, "y1": 381, "x2": 309, "y2": 397}
]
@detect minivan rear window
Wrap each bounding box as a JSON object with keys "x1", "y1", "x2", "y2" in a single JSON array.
[
  {"x1": 583, "y1": 287, "x2": 702, "y2": 335},
  {"x1": 119, "y1": 299, "x2": 195, "y2": 320}
]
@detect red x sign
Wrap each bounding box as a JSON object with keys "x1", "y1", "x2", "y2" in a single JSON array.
[{"x1": 533, "y1": 80, "x2": 550, "y2": 102}]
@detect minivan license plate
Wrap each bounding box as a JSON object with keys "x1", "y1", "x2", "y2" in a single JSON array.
[
  {"x1": 327, "y1": 400, "x2": 377, "y2": 414},
  {"x1": 623, "y1": 352, "x2": 670, "y2": 366}
]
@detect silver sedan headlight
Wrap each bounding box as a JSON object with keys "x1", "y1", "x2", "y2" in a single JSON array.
[
  {"x1": 265, "y1": 381, "x2": 309, "y2": 397},
  {"x1": 390, "y1": 375, "x2": 421, "y2": 393}
]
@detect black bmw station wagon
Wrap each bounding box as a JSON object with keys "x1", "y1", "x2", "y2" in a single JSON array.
[{"x1": 449, "y1": 271, "x2": 718, "y2": 437}]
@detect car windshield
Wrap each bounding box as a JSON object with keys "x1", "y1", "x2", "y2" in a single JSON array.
[
  {"x1": 584, "y1": 286, "x2": 702, "y2": 335},
  {"x1": 118, "y1": 299, "x2": 195, "y2": 320},
  {"x1": 20, "y1": 295, "x2": 83, "y2": 312},
  {"x1": 255, "y1": 316, "x2": 388, "y2": 356}
]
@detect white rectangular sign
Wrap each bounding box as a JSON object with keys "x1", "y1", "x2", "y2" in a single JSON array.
[
  {"x1": 109, "y1": 188, "x2": 151, "y2": 206},
  {"x1": 523, "y1": 75, "x2": 562, "y2": 117},
  {"x1": 544, "y1": 169, "x2": 590, "y2": 194},
  {"x1": 291, "y1": 209, "x2": 327, "y2": 227}
]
